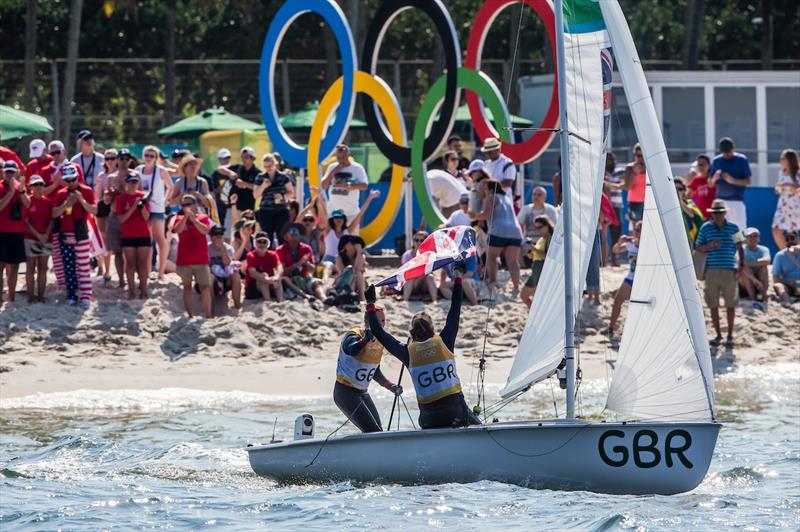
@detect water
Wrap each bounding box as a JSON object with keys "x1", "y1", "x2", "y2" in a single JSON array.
[{"x1": 1, "y1": 365, "x2": 798, "y2": 531}]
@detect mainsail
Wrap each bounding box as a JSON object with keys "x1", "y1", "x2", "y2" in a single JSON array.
[
  {"x1": 502, "y1": 1, "x2": 610, "y2": 398},
  {"x1": 600, "y1": 0, "x2": 715, "y2": 420}
]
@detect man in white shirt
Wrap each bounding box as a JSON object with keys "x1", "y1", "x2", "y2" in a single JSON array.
[
  {"x1": 517, "y1": 186, "x2": 559, "y2": 239},
  {"x1": 321, "y1": 144, "x2": 369, "y2": 231},
  {"x1": 445, "y1": 194, "x2": 472, "y2": 227},
  {"x1": 70, "y1": 130, "x2": 104, "y2": 190},
  {"x1": 427, "y1": 169, "x2": 468, "y2": 217},
  {"x1": 481, "y1": 137, "x2": 516, "y2": 195}
]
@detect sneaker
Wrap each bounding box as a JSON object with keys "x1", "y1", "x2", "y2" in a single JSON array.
[
  {"x1": 724, "y1": 336, "x2": 734, "y2": 349},
  {"x1": 66, "y1": 299, "x2": 77, "y2": 306},
  {"x1": 709, "y1": 335, "x2": 722, "y2": 347},
  {"x1": 752, "y1": 301, "x2": 765, "y2": 312}
]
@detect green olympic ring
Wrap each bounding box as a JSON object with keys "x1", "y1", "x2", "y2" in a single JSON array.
[{"x1": 411, "y1": 67, "x2": 511, "y2": 228}]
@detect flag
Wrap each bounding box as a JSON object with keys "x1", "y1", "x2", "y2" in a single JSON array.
[{"x1": 376, "y1": 226, "x2": 476, "y2": 288}]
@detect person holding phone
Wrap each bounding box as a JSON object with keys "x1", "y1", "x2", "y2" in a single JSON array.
[
  {"x1": 0, "y1": 161, "x2": 31, "y2": 305},
  {"x1": 115, "y1": 174, "x2": 152, "y2": 300},
  {"x1": 172, "y1": 194, "x2": 212, "y2": 318}
]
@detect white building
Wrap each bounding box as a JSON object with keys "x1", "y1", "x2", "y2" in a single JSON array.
[{"x1": 519, "y1": 71, "x2": 799, "y2": 187}]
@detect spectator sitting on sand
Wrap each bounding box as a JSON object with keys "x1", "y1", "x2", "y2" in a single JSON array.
[
  {"x1": 738, "y1": 227, "x2": 770, "y2": 307},
  {"x1": 401, "y1": 230, "x2": 438, "y2": 303},
  {"x1": 276, "y1": 223, "x2": 325, "y2": 304},
  {"x1": 208, "y1": 224, "x2": 242, "y2": 312},
  {"x1": 445, "y1": 193, "x2": 472, "y2": 228},
  {"x1": 439, "y1": 254, "x2": 479, "y2": 305},
  {"x1": 521, "y1": 215, "x2": 555, "y2": 308},
  {"x1": 771, "y1": 231, "x2": 800, "y2": 307},
  {"x1": 233, "y1": 217, "x2": 256, "y2": 261},
  {"x1": 244, "y1": 231, "x2": 283, "y2": 302},
  {"x1": 335, "y1": 234, "x2": 367, "y2": 301},
  {"x1": 317, "y1": 189, "x2": 379, "y2": 278}
]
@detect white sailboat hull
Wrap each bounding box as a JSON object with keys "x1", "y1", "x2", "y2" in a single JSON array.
[{"x1": 247, "y1": 421, "x2": 720, "y2": 495}]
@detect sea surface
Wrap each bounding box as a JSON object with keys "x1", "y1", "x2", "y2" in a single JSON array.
[{"x1": 1, "y1": 363, "x2": 798, "y2": 531}]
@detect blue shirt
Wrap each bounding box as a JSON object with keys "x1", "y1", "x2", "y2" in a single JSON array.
[
  {"x1": 743, "y1": 244, "x2": 770, "y2": 266},
  {"x1": 695, "y1": 220, "x2": 742, "y2": 270},
  {"x1": 710, "y1": 153, "x2": 751, "y2": 201},
  {"x1": 447, "y1": 254, "x2": 478, "y2": 280},
  {"x1": 772, "y1": 249, "x2": 800, "y2": 283}
]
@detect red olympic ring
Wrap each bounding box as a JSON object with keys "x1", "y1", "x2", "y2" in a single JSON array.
[{"x1": 465, "y1": 0, "x2": 559, "y2": 164}]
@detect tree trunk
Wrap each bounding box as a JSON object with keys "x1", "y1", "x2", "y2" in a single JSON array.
[
  {"x1": 165, "y1": 0, "x2": 177, "y2": 125},
  {"x1": 24, "y1": 0, "x2": 38, "y2": 111},
  {"x1": 61, "y1": 0, "x2": 83, "y2": 141},
  {"x1": 761, "y1": 0, "x2": 773, "y2": 70},
  {"x1": 681, "y1": 0, "x2": 704, "y2": 69}
]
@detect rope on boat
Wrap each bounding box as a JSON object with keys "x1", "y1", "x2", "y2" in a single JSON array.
[
  {"x1": 306, "y1": 401, "x2": 364, "y2": 468},
  {"x1": 399, "y1": 395, "x2": 418, "y2": 430},
  {"x1": 483, "y1": 422, "x2": 591, "y2": 458}
]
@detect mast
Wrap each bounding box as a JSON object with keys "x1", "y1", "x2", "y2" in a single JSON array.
[{"x1": 553, "y1": 0, "x2": 576, "y2": 419}]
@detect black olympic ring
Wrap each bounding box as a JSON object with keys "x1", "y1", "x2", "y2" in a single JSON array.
[{"x1": 360, "y1": 0, "x2": 462, "y2": 168}]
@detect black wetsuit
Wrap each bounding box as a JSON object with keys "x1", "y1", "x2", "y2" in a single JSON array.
[
  {"x1": 367, "y1": 279, "x2": 481, "y2": 429},
  {"x1": 333, "y1": 330, "x2": 391, "y2": 433}
]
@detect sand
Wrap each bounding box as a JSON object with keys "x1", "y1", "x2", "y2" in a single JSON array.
[{"x1": 1, "y1": 265, "x2": 798, "y2": 401}]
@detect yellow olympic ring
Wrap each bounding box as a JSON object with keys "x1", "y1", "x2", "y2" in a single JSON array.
[{"x1": 308, "y1": 71, "x2": 407, "y2": 247}]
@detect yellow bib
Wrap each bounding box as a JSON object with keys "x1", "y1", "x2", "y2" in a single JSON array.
[
  {"x1": 408, "y1": 335, "x2": 462, "y2": 404},
  {"x1": 336, "y1": 327, "x2": 384, "y2": 392}
]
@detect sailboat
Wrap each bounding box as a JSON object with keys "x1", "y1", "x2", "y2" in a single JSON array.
[{"x1": 247, "y1": 0, "x2": 720, "y2": 495}]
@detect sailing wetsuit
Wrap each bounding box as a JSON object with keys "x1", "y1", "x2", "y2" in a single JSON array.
[
  {"x1": 367, "y1": 278, "x2": 481, "y2": 429},
  {"x1": 333, "y1": 327, "x2": 392, "y2": 433}
]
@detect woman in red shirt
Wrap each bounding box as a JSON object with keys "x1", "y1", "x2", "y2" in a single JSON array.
[
  {"x1": 172, "y1": 194, "x2": 212, "y2": 318},
  {"x1": 115, "y1": 174, "x2": 151, "y2": 299},
  {"x1": 0, "y1": 161, "x2": 31, "y2": 305},
  {"x1": 24, "y1": 175, "x2": 54, "y2": 302},
  {"x1": 687, "y1": 154, "x2": 715, "y2": 219}
]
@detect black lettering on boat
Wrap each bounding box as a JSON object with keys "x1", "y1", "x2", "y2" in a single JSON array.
[
  {"x1": 633, "y1": 430, "x2": 661, "y2": 468},
  {"x1": 665, "y1": 429, "x2": 693, "y2": 469},
  {"x1": 599, "y1": 429, "x2": 694, "y2": 468},
  {"x1": 598, "y1": 430, "x2": 628, "y2": 467}
]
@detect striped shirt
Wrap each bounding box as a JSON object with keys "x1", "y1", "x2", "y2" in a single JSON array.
[{"x1": 695, "y1": 220, "x2": 743, "y2": 270}]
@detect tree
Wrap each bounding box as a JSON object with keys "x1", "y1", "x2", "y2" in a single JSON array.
[
  {"x1": 165, "y1": 0, "x2": 177, "y2": 125},
  {"x1": 61, "y1": 0, "x2": 84, "y2": 140},
  {"x1": 23, "y1": 0, "x2": 38, "y2": 111},
  {"x1": 681, "y1": 0, "x2": 704, "y2": 69}
]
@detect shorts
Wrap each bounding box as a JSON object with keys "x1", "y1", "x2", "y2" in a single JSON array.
[
  {"x1": 628, "y1": 202, "x2": 644, "y2": 222},
  {"x1": 105, "y1": 213, "x2": 123, "y2": 254},
  {"x1": 96, "y1": 201, "x2": 111, "y2": 218},
  {"x1": 121, "y1": 237, "x2": 152, "y2": 248},
  {"x1": 704, "y1": 268, "x2": 738, "y2": 309},
  {"x1": 177, "y1": 264, "x2": 211, "y2": 287},
  {"x1": 245, "y1": 279, "x2": 279, "y2": 300},
  {"x1": 623, "y1": 276, "x2": 634, "y2": 287},
  {"x1": 292, "y1": 275, "x2": 316, "y2": 294},
  {"x1": 0, "y1": 233, "x2": 26, "y2": 264},
  {"x1": 149, "y1": 212, "x2": 166, "y2": 221},
  {"x1": 24, "y1": 239, "x2": 54, "y2": 258},
  {"x1": 322, "y1": 254, "x2": 337, "y2": 264},
  {"x1": 524, "y1": 260, "x2": 545, "y2": 288},
  {"x1": 488, "y1": 235, "x2": 521, "y2": 248}
]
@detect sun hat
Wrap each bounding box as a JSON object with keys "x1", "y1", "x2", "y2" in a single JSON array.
[
  {"x1": 707, "y1": 199, "x2": 728, "y2": 213},
  {"x1": 480, "y1": 137, "x2": 502, "y2": 152},
  {"x1": 338, "y1": 234, "x2": 366, "y2": 253},
  {"x1": 178, "y1": 154, "x2": 203, "y2": 174}
]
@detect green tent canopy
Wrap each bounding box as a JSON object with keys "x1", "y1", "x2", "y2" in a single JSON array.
[
  {"x1": 280, "y1": 102, "x2": 367, "y2": 130},
  {"x1": 0, "y1": 105, "x2": 54, "y2": 140},
  {"x1": 158, "y1": 107, "x2": 263, "y2": 137}
]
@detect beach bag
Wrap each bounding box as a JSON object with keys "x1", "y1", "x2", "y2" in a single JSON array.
[{"x1": 692, "y1": 249, "x2": 706, "y2": 281}]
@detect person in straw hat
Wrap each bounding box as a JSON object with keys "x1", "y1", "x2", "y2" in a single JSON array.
[
  {"x1": 168, "y1": 154, "x2": 213, "y2": 216},
  {"x1": 480, "y1": 137, "x2": 516, "y2": 196}
]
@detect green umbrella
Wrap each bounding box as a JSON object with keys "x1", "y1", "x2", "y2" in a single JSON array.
[
  {"x1": 280, "y1": 102, "x2": 367, "y2": 130},
  {"x1": 158, "y1": 107, "x2": 263, "y2": 137},
  {"x1": 453, "y1": 104, "x2": 533, "y2": 128},
  {"x1": 0, "y1": 105, "x2": 54, "y2": 140}
]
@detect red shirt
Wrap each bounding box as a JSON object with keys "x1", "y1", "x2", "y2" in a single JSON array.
[
  {"x1": 115, "y1": 191, "x2": 151, "y2": 239},
  {"x1": 25, "y1": 155, "x2": 53, "y2": 182},
  {"x1": 245, "y1": 250, "x2": 279, "y2": 284},
  {"x1": 43, "y1": 161, "x2": 84, "y2": 200},
  {"x1": 690, "y1": 176, "x2": 716, "y2": 219},
  {"x1": 25, "y1": 195, "x2": 53, "y2": 240},
  {"x1": 275, "y1": 241, "x2": 314, "y2": 277},
  {"x1": 174, "y1": 213, "x2": 210, "y2": 266},
  {"x1": 0, "y1": 147, "x2": 25, "y2": 174},
  {"x1": 0, "y1": 179, "x2": 26, "y2": 233},
  {"x1": 53, "y1": 184, "x2": 96, "y2": 233}
]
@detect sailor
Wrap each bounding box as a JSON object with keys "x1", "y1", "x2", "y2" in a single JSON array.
[
  {"x1": 365, "y1": 267, "x2": 481, "y2": 429},
  {"x1": 334, "y1": 304, "x2": 403, "y2": 433}
]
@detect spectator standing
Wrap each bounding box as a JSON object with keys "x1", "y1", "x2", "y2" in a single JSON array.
[
  {"x1": 115, "y1": 174, "x2": 151, "y2": 300},
  {"x1": 70, "y1": 130, "x2": 104, "y2": 191},
  {"x1": 481, "y1": 138, "x2": 516, "y2": 195},
  {"x1": 0, "y1": 139, "x2": 25, "y2": 173},
  {"x1": 254, "y1": 153, "x2": 294, "y2": 245},
  {"x1": 675, "y1": 177, "x2": 706, "y2": 245},
  {"x1": 624, "y1": 143, "x2": 646, "y2": 222},
  {"x1": 244, "y1": 232, "x2": 283, "y2": 302},
  {"x1": 211, "y1": 148, "x2": 233, "y2": 230},
  {"x1": 473, "y1": 179, "x2": 524, "y2": 293},
  {"x1": 321, "y1": 144, "x2": 369, "y2": 232},
  {"x1": 686, "y1": 154, "x2": 715, "y2": 218},
  {"x1": 445, "y1": 194, "x2": 472, "y2": 227},
  {"x1": 95, "y1": 148, "x2": 118, "y2": 285},
  {"x1": 208, "y1": 224, "x2": 242, "y2": 311},
  {"x1": 520, "y1": 215, "x2": 555, "y2": 308},
  {"x1": 603, "y1": 153, "x2": 625, "y2": 265},
  {"x1": 401, "y1": 230, "x2": 439, "y2": 303},
  {"x1": 45, "y1": 140, "x2": 85, "y2": 195},
  {"x1": 427, "y1": 169, "x2": 468, "y2": 218},
  {"x1": 442, "y1": 150, "x2": 471, "y2": 187},
  {"x1": 467, "y1": 160, "x2": 491, "y2": 216},
  {"x1": 215, "y1": 146, "x2": 261, "y2": 223},
  {"x1": 25, "y1": 139, "x2": 52, "y2": 184},
  {"x1": 104, "y1": 149, "x2": 135, "y2": 289},
  {"x1": 52, "y1": 164, "x2": 97, "y2": 307},
  {"x1": 276, "y1": 223, "x2": 325, "y2": 303},
  {"x1": 138, "y1": 145, "x2": 174, "y2": 281},
  {"x1": 0, "y1": 161, "x2": 31, "y2": 305},
  {"x1": 172, "y1": 194, "x2": 212, "y2": 319},
  {"x1": 168, "y1": 154, "x2": 213, "y2": 216},
  {"x1": 694, "y1": 199, "x2": 745, "y2": 348},
  {"x1": 446, "y1": 135, "x2": 471, "y2": 171},
  {"x1": 517, "y1": 186, "x2": 558, "y2": 238},
  {"x1": 738, "y1": 227, "x2": 770, "y2": 306},
  {"x1": 24, "y1": 175, "x2": 53, "y2": 303},
  {"x1": 771, "y1": 232, "x2": 800, "y2": 306},
  {"x1": 771, "y1": 148, "x2": 800, "y2": 250},
  {"x1": 709, "y1": 137, "x2": 751, "y2": 229},
  {"x1": 233, "y1": 217, "x2": 256, "y2": 261}
]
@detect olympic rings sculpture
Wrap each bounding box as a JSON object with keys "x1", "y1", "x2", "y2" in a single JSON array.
[{"x1": 259, "y1": 0, "x2": 558, "y2": 242}]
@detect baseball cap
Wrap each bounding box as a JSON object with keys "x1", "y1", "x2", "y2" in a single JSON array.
[
  {"x1": 62, "y1": 164, "x2": 79, "y2": 180},
  {"x1": 459, "y1": 193, "x2": 469, "y2": 203},
  {"x1": 76, "y1": 129, "x2": 93, "y2": 141},
  {"x1": 29, "y1": 139, "x2": 46, "y2": 158},
  {"x1": 118, "y1": 148, "x2": 132, "y2": 158},
  {"x1": 28, "y1": 174, "x2": 45, "y2": 186},
  {"x1": 217, "y1": 148, "x2": 232, "y2": 159},
  {"x1": 719, "y1": 137, "x2": 734, "y2": 152},
  {"x1": 3, "y1": 161, "x2": 19, "y2": 172},
  {"x1": 743, "y1": 227, "x2": 760, "y2": 237},
  {"x1": 210, "y1": 225, "x2": 225, "y2": 236},
  {"x1": 48, "y1": 140, "x2": 65, "y2": 153},
  {"x1": 125, "y1": 173, "x2": 140, "y2": 183},
  {"x1": 240, "y1": 146, "x2": 255, "y2": 157}
]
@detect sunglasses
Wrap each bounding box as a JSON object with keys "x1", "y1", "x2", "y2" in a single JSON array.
[
  {"x1": 534, "y1": 224, "x2": 546, "y2": 230},
  {"x1": 181, "y1": 202, "x2": 194, "y2": 207},
  {"x1": 30, "y1": 183, "x2": 44, "y2": 187},
  {"x1": 303, "y1": 219, "x2": 315, "y2": 224},
  {"x1": 413, "y1": 238, "x2": 425, "y2": 243},
  {"x1": 144, "y1": 153, "x2": 156, "y2": 159},
  {"x1": 119, "y1": 156, "x2": 131, "y2": 161},
  {"x1": 287, "y1": 230, "x2": 300, "y2": 236},
  {"x1": 256, "y1": 239, "x2": 270, "y2": 244},
  {"x1": 676, "y1": 187, "x2": 686, "y2": 192},
  {"x1": 106, "y1": 156, "x2": 117, "y2": 161},
  {"x1": 49, "y1": 150, "x2": 62, "y2": 155}
]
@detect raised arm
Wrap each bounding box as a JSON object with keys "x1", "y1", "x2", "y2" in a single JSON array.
[
  {"x1": 439, "y1": 274, "x2": 463, "y2": 351},
  {"x1": 347, "y1": 189, "x2": 379, "y2": 232}
]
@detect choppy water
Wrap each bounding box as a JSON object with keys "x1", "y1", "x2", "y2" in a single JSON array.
[{"x1": 1, "y1": 364, "x2": 798, "y2": 531}]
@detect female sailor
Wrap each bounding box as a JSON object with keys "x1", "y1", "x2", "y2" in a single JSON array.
[
  {"x1": 365, "y1": 269, "x2": 481, "y2": 429},
  {"x1": 334, "y1": 304, "x2": 402, "y2": 433}
]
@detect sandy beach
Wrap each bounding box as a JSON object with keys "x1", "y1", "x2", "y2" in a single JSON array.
[{"x1": 1, "y1": 265, "x2": 797, "y2": 401}]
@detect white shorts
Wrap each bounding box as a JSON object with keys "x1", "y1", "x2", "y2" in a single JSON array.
[{"x1": 724, "y1": 200, "x2": 747, "y2": 230}]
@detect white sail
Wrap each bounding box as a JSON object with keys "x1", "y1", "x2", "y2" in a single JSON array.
[
  {"x1": 501, "y1": 27, "x2": 610, "y2": 399},
  {"x1": 601, "y1": 0, "x2": 714, "y2": 420}
]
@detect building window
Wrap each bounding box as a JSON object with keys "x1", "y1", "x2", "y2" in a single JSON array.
[
  {"x1": 610, "y1": 86, "x2": 638, "y2": 163},
  {"x1": 663, "y1": 87, "x2": 705, "y2": 163},
  {"x1": 766, "y1": 87, "x2": 800, "y2": 163},
  {"x1": 714, "y1": 87, "x2": 757, "y2": 161}
]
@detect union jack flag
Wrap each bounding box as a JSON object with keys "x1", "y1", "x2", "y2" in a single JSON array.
[{"x1": 376, "y1": 226, "x2": 477, "y2": 288}]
